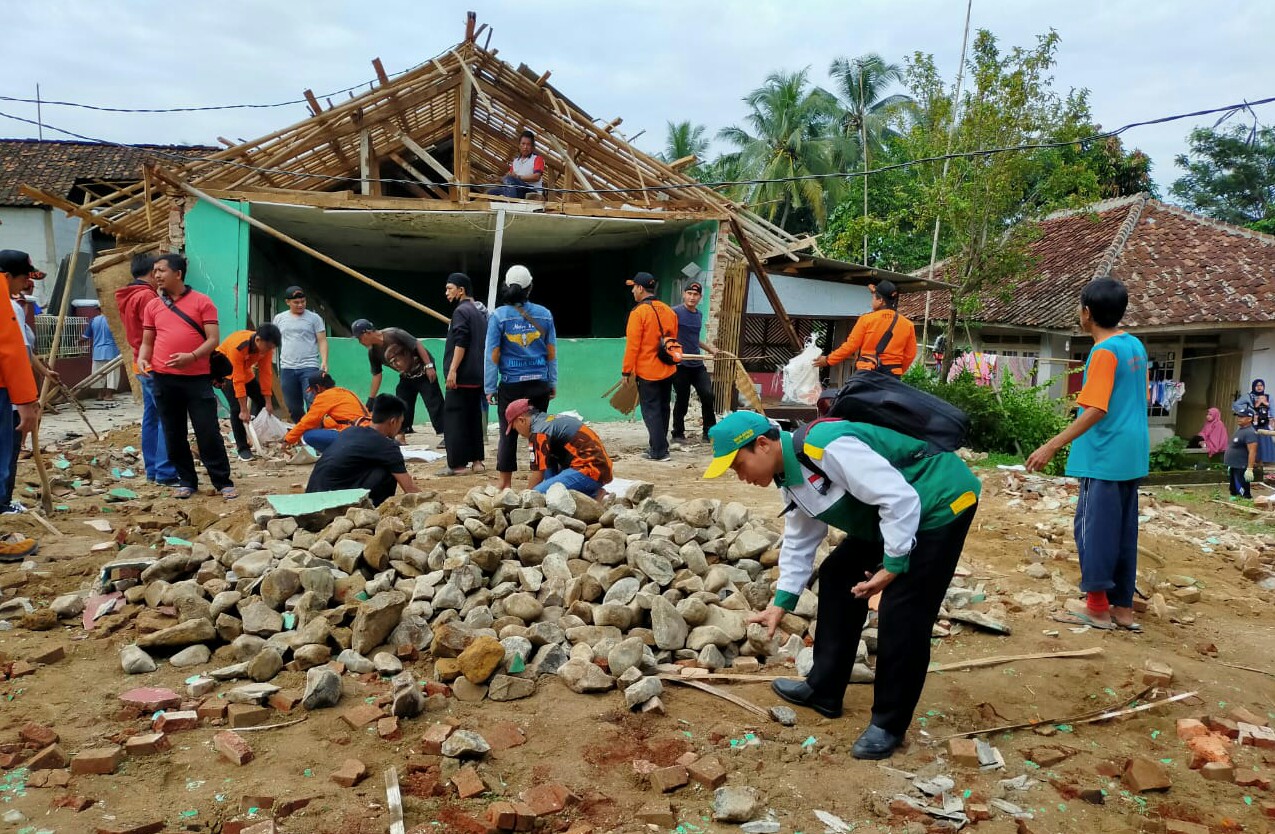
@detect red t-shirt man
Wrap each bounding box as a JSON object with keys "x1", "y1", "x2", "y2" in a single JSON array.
[{"x1": 141, "y1": 289, "x2": 219, "y2": 375}]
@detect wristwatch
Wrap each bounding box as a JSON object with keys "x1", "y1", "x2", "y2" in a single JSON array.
[{"x1": 425, "y1": 364, "x2": 435, "y2": 369}]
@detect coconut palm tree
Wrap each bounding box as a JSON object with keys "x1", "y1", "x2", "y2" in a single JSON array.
[
  {"x1": 718, "y1": 68, "x2": 841, "y2": 231},
  {"x1": 829, "y1": 53, "x2": 914, "y2": 262},
  {"x1": 662, "y1": 121, "x2": 710, "y2": 164}
]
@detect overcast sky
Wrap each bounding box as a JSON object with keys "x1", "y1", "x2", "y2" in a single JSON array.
[{"x1": 2, "y1": 1, "x2": 1271, "y2": 192}]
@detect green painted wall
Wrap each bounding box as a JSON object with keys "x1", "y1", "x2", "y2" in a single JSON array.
[
  {"x1": 185, "y1": 199, "x2": 251, "y2": 335},
  {"x1": 325, "y1": 336, "x2": 636, "y2": 423}
]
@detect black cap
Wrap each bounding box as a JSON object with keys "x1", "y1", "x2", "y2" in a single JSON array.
[
  {"x1": 284, "y1": 285, "x2": 305, "y2": 299},
  {"x1": 351, "y1": 319, "x2": 375, "y2": 337},
  {"x1": 873, "y1": 279, "x2": 898, "y2": 300},
  {"x1": 447, "y1": 272, "x2": 473, "y2": 295},
  {"x1": 627, "y1": 272, "x2": 656, "y2": 290},
  {"x1": 0, "y1": 250, "x2": 34, "y2": 277},
  {"x1": 686, "y1": 281, "x2": 703, "y2": 293}
]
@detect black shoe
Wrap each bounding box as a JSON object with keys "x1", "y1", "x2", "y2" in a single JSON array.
[
  {"x1": 771, "y1": 679, "x2": 842, "y2": 718},
  {"x1": 851, "y1": 724, "x2": 904, "y2": 760},
  {"x1": 642, "y1": 451, "x2": 671, "y2": 462},
  {"x1": 670, "y1": 434, "x2": 688, "y2": 443},
  {"x1": 236, "y1": 449, "x2": 254, "y2": 462}
]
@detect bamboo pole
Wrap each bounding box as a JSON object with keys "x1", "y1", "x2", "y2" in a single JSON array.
[{"x1": 160, "y1": 172, "x2": 452, "y2": 325}]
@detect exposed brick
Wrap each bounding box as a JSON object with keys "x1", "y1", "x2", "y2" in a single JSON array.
[
  {"x1": 512, "y1": 801, "x2": 536, "y2": 831},
  {"x1": 124, "y1": 733, "x2": 169, "y2": 756},
  {"x1": 28, "y1": 743, "x2": 69, "y2": 771},
  {"x1": 1200, "y1": 761, "x2": 1235, "y2": 782},
  {"x1": 1186, "y1": 734, "x2": 1232, "y2": 769},
  {"x1": 405, "y1": 754, "x2": 442, "y2": 773},
  {"x1": 228, "y1": 704, "x2": 271, "y2": 729},
  {"x1": 377, "y1": 716, "x2": 401, "y2": 740},
  {"x1": 948, "y1": 737, "x2": 981, "y2": 768},
  {"x1": 118, "y1": 687, "x2": 181, "y2": 712},
  {"x1": 967, "y1": 803, "x2": 992, "y2": 821},
  {"x1": 1078, "y1": 787, "x2": 1104, "y2": 805},
  {"x1": 28, "y1": 644, "x2": 67, "y2": 665},
  {"x1": 1027, "y1": 747, "x2": 1070, "y2": 767},
  {"x1": 1236, "y1": 769, "x2": 1272, "y2": 790},
  {"x1": 71, "y1": 746, "x2": 123, "y2": 775},
  {"x1": 519, "y1": 782, "x2": 577, "y2": 816},
  {"x1": 487, "y1": 801, "x2": 518, "y2": 831},
  {"x1": 444, "y1": 812, "x2": 494, "y2": 834},
  {"x1": 19, "y1": 723, "x2": 58, "y2": 747},
  {"x1": 51, "y1": 794, "x2": 95, "y2": 812},
  {"x1": 482, "y1": 721, "x2": 526, "y2": 752},
  {"x1": 730, "y1": 656, "x2": 760, "y2": 673},
  {"x1": 421, "y1": 723, "x2": 455, "y2": 755},
  {"x1": 267, "y1": 690, "x2": 302, "y2": 712},
  {"x1": 1141, "y1": 660, "x2": 1174, "y2": 687},
  {"x1": 340, "y1": 703, "x2": 383, "y2": 729},
  {"x1": 453, "y1": 765, "x2": 487, "y2": 799},
  {"x1": 675, "y1": 751, "x2": 699, "y2": 767},
  {"x1": 687, "y1": 756, "x2": 726, "y2": 788},
  {"x1": 636, "y1": 801, "x2": 675, "y2": 827},
  {"x1": 1204, "y1": 715, "x2": 1240, "y2": 738},
  {"x1": 1123, "y1": 757, "x2": 1172, "y2": 793},
  {"x1": 29, "y1": 769, "x2": 70, "y2": 788},
  {"x1": 153, "y1": 709, "x2": 200, "y2": 733},
  {"x1": 9, "y1": 660, "x2": 36, "y2": 677},
  {"x1": 331, "y1": 758, "x2": 367, "y2": 788},
  {"x1": 1176, "y1": 719, "x2": 1209, "y2": 741},
  {"x1": 197, "y1": 701, "x2": 229, "y2": 721},
  {"x1": 1230, "y1": 706, "x2": 1267, "y2": 727},
  {"x1": 649, "y1": 765, "x2": 688, "y2": 793},
  {"x1": 1241, "y1": 723, "x2": 1275, "y2": 749},
  {"x1": 242, "y1": 822, "x2": 279, "y2": 834},
  {"x1": 423, "y1": 681, "x2": 452, "y2": 698},
  {"x1": 213, "y1": 731, "x2": 254, "y2": 766}
]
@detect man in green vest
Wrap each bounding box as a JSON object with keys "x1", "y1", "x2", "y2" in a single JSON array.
[{"x1": 703, "y1": 411, "x2": 980, "y2": 759}]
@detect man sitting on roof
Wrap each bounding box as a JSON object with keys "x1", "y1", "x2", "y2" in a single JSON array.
[
  {"x1": 488, "y1": 130, "x2": 545, "y2": 199},
  {"x1": 282, "y1": 372, "x2": 369, "y2": 454}
]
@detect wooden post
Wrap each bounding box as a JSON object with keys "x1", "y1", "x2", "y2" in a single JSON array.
[
  {"x1": 486, "y1": 208, "x2": 507, "y2": 310},
  {"x1": 164, "y1": 173, "x2": 452, "y2": 325},
  {"x1": 728, "y1": 217, "x2": 802, "y2": 351},
  {"x1": 454, "y1": 65, "x2": 473, "y2": 201},
  {"x1": 359, "y1": 129, "x2": 375, "y2": 197}
]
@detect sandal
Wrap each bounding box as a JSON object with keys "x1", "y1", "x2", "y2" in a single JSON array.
[
  {"x1": 435, "y1": 468, "x2": 466, "y2": 477},
  {"x1": 174, "y1": 487, "x2": 194, "y2": 499},
  {"x1": 1050, "y1": 610, "x2": 1115, "y2": 630},
  {"x1": 471, "y1": 462, "x2": 487, "y2": 473},
  {"x1": 221, "y1": 486, "x2": 239, "y2": 500},
  {"x1": 1113, "y1": 620, "x2": 1143, "y2": 632}
]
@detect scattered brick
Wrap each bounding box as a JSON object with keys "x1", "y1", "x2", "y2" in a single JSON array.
[
  {"x1": 124, "y1": 733, "x2": 169, "y2": 756},
  {"x1": 1124, "y1": 757, "x2": 1172, "y2": 793},
  {"x1": 239, "y1": 795, "x2": 275, "y2": 813},
  {"x1": 28, "y1": 744, "x2": 69, "y2": 771},
  {"x1": 213, "y1": 731, "x2": 254, "y2": 766},
  {"x1": 267, "y1": 690, "x2": 302, "y2": 712},
  {"x1": 9, "y1": 660, "x2": 36, "y2": 677},
  {"x1": 1204, "y1": 715, "x2": 1240, "y2": 738},
  {"x1": 1241, "y1": 723, "x2": 1275, "y2": 749},
  {"x1": 228, "y1": 704, "x2": 271, "y2": 729},
  {"x1": 443, "y1": 811, "x2": 493, "y2": 834},
  {"x1": 519, "y1": 783, "x2": 576, "y2": 816},
  {"x1": 1187, "y1": 734, "x2": 1232, "y2": 769},
  {"x1": 1200, "y1": 761, "x2": 1235, "y2": 782},
  {"x1": 331, "y1": 758, "x2": 367, "y2": 788},
  {"x1": 118, "y1": 687, "x2": 181, "y2": 712},
  {"x1": 675, "y1": 751, "x2": 699, "y2": 767},
  {"x1": 273, "y1": 796, "x2": 315, "y2": 819},
  {"x1": 340, "y1": 703, "x2": 383, "y2": 729},
  {"x1": 423, "y1": 681, "x2": 452, "y2": 698},
  {"x1": 487, "y1": 801, "x2": 518, "y2": 831},
  {"x1": 649, "y1": 765, "x2": 688, "y2": 793},
  {"x1": 687, "y1": 756, "x2": 727, "y2": 788},
  {"x1": 453, "y1": 765, "x2": 487, "y2": 799},
  {"x1": 28, "y1": 769, "x2": 70, "y2": 788},
  {"x1": 51, "y1": 794, "x2": 95, "y2": 812},
  {"x1": 197, "y1": 701, "x2": 229, "y2": 721},
  {"x1": 153, "y1": 710, "x2": 200, "y2": 733},
  {"x1": 967, "y1": 803, "x2": 992, "y2": 821},
  {"x1": 1078, "y1": 788, "x2": 1104, "y2": 805},
  {"x1": 1230, "y1": 706, "x2": 1267, "y2": 727},
  {"x1": 28, "y1": 645, "x2": 67, "y2": 665},
  {"x1": 242, "y1": 822, "x2": 279, "y2": 834},
  {"x1": 1236, "y1": 769, "x2": 1271, "y2": 790},
  {"x1": 71, "y1": 745, "x2": 123, "y2": 776},
  {"x1": 1176, "y1": 719, "x2": 1209, "y2": 741},
  {"x1": 1173, "y1": 586, "x2": 1202, "y2": 604},
  {"x1": 1141, "y1": 660, "x2": 1174, "y2": 687},
  {"x1": 730, "y1": 656, "x2": 761, "y2": 673},
  {"x1": 377, "y1": 716, "x2": 401, "y2": 740},
  {"x1": 1027, "y1": 747, "x2": 1069, "y2": 767},
  {"x1": 421, "y1": 723, "x2": 456, "y2": 755},
  {"x1": 948, "y1": 738, "x2": 981, "y2": 768},
  {"x1": 512, "y1": 801, "x2": 537, "y2": 831},
  {"x1": 482, "y1": 721, "x2": 526, "y2": 751},
  {"x1": 20, "y1": 723, "x2": 58, "y2": 747}
]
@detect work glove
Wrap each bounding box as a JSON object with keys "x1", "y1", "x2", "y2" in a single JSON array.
[
  {"x1": 1245, "y1": 468, "x2": 1255, "y2": 483},
  {"x1": 365, "y1": 397, "x2": 375, "y2": 413}
]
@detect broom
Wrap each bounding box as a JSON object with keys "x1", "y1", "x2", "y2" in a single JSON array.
[{"x1": 682, "y1": 351, "x2": 765, "y2": 415}]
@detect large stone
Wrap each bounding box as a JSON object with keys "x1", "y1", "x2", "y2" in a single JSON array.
[
  {"x1": 240, "y1": 600, "x2": 283, "y2": 636},
  {"x1": 729, "y1": 530, "x2": 771, "y2": 561},
  {"x1": 488, "y1": 674, "x2": 536, "y2": 702},
  {"x1": 363, "y1": 523, "x2": 397, "y2": 571},
  {"x1": 650, "y1": 596, "x2": 689, "y2": 650},
  {"x1": 137, "y1": 617, "x2": 215, "y2": 648},
  {"x1": 603, "y1": 577, "x2": 641, "y2": 606},
  {"x1": 624, "y1": 676, "x2": 663, "y2": 709},
  {"x1": 441, "y1": 730, "x2": 491, "y2": 759},
  {"x1": 458, "y1": 636, "x2": 506, "y2": 684},
  {"x1": 544, "y1": 483, "x2": 577, "y2": 516},
  {"x1": 332, "y1": 539, "x2": 366, "y2": 573},
  {"x1": 703, "y1": 606, "x2": 747, "y2": 642},
  {"x1": 713, "y1": 787, "x2": 760, "y2": 823},
  {"x1": 121, "y1": 645, "x2": 157, "y2": 674},
  {"x1": 246, "y1": 648, "x2": 284, "y2": 682},
  {"x1": 675, "y1": 499, "x2": 715, "y2": 528},
  {"x1": 232, "y1": 634, "x2": 267, "y2": 662},
  {"x1": 294, "y1": 644, "x2": 332, "y2": 669},
  {"x1": 719, "y1": 502, "x2": 749, "y2": 533},
  {"x1": 632, "y1": 552, "x2": 674, "y2": 586},
  {"x1": 350, "y1": 591, "x2": 407, "y2": 656},
  {"x1": 687, "y1": 626, "x2": 733, "y2": 651},
  {"x1": 592, "y1": 603, "x2": 633, "y2": 630},
  {"x1": 607, "y1": 637, "x2": 646, "y2": 679},
  {"x1": 584, "y1": 529, "x2": 627, "y2": 565},
  {"x1": 546, "y1": 529, "x2": 585, "y2": 560},
  {"x1": 303, "y1": 667, "x2": 342, "y2": 710},
  {"x1": 336, "y1": 649, "x2": 375, "y2": 674},
  {"x1": 170, "y1": 644, "x2": 212, "y2": 669},
  {"x1": 390, "y1": 671, "x2": 424, "y2": 717},
  {"x1": 558, "y1": 658, "x2": 615, "y2": 693},
  {"x1": 231, "y1": 550, "x2": 273, "y2": 579},
  {"x1": 573, "y1": 492, "x2": 604, "y2": 523},
  {"x1": 260, "y1": 568, "x2": 300, "y2": 610},
  {"x1": 502, "y1": 592, "x2": 544, "y2": 623}
]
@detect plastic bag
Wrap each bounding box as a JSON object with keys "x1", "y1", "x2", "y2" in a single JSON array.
[
  {"x1": 250, "y1": 409, "x2": 290, "y2": 444},
  {"x1": 782, "y1": 337, "x2": 824, "y2": 406}
]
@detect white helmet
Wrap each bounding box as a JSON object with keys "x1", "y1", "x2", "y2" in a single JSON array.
[{"x1": 505, "y1": 265, "x2": 533, "y2": 289}]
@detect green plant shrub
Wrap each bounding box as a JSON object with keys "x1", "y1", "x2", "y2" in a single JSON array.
[{"x1": 1148, "y1": 436, "x2": 1189, "y2": 472}]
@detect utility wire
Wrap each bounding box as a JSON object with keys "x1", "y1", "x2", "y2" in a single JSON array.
[{"x1": 0, "y1": 94, "x2": 1272, "y2": 197}]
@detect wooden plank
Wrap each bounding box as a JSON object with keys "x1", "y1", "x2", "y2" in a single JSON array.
[
  {"x1": 358, "y1": 128, "x2": 379, "y2": 197},
  {"x1": 668, "y1": 154, "x2": 698, "y2": 173},
  {"x1": 454, "y1": 67, "x2": 473, "y2": 200},
  {"x1": 928, "y1": 647, "x2": 1103, "y2": 673},
  {"x1": 729, "y1": 217, "x2": 802, "y2": 350},
  {"x1": 541, "y1": 132, "x2": 595, "y2": 196},
  {"x1": 18, "y1": 186, "x2": 132, "y2": 238},
  {"x1": 396, "y1": 132, "x2": 457, "y2": 183},
  {"x1": 385, "y1": 767, "x2": 405, "y2": 834},
  {"x1": 388, "y1": 152, "x2": 449, "y2": 199},
  {"x1": 372, "y1": 57, "x2": 412, "y2": 135}
]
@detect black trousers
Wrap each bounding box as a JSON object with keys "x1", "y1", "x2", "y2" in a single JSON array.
[
  {"x1": 672, "y1": 364, "x2": 716, "y2": 439},
  {"x1": 151, "y1": 373, "x2": 234, "y2": 491},
  {"x1": 217, "y1": 378, "x2": 265, "y2": 454},
  {"x1": 444, "y1": 387, "x2": 486, "y2": 469},
  {"x1": 396, "y1": 374, "x2": 444, "y2": 435},
  {"x1": 637, "y1": 376, "x2": 674, "y2": 458},
  {"x1": 806, "y1": 506, "x2": 977, "y2": 737},
  {"x1": 495, "y1": 379, "x2": 552, "y2": 473}
]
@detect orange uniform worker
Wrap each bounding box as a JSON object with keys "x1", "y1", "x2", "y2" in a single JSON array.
[
  {"x1": 0, "y1": 250, "x2": 40, "y2": 561},
  {"x1": 622, "y1": 271, "x2": 679, "y2": 462},
  {"x1": 214, "y1": 324, "x2": 280, "y2": 461},
  {"x1": 815, "y1": 280, "x2": 916, "y2": 376},
  {"x1": 283, "y1": 372, "x2": 369, "y2": 454}
]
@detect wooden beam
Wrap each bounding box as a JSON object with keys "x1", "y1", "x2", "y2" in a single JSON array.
[
  {"x1": 541, "y1": 132, "x2": 595, "y2": 195},
  {"x1": 669, "y1": 155, "x2": 698, "y2": 173},
  {"x1": 372, "y1": 57, "x2": 413, "y2": 136},
  {"x1": 388, "y1": 152, "x2": 450, "y2": 199},
  {"x1": 454, "y1": 67, "x2": 473, "y2": 200},
  {"x1": 396, "y1": 132, "x2": 457, "y2": 183},
  {"x1": 729, "y1": 216, "x2": 802, "y2": 351},
  {"x1": 18, "y1": 186, "x2": 132, "y2": 238},
  {"x1": 535, "y1": 70, "x2": 551, "y2": 87},
  {"x1": 486, "y1": 208, "x2": 506, "y2": 310},
  {"x1": 358, "y1": 128, "x2": 380, "y2": 196}
]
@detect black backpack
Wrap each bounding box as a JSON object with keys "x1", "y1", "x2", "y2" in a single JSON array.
[{"x1": 820, "y1": 371, "x2": 969, "y2": 455}]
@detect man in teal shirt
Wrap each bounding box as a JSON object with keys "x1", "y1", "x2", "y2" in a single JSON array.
[
  {"x1": 704, "y1": 410, "x2": 980, "y2": 759},
  {"x1": 1028, "y1": 277, "x2": 1148, "y2": 631}
]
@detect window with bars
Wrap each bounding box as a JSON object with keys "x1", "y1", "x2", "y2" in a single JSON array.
[{"x1": 1146, "y1": 348, "x2": 1177, "y2": 417}]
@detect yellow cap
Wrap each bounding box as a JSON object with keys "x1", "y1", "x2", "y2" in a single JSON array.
[{"x1": 702, "y1": 449, "x2": 739, "y2": 479}]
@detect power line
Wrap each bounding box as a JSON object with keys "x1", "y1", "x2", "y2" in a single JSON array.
[{"x1": 0, "y1": 94, "x2": 1272, "y2": 197}]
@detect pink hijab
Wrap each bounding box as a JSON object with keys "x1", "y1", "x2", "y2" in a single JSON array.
[{"x1": 1200, "y1": 407, "x2": 1228, "y2": 455}]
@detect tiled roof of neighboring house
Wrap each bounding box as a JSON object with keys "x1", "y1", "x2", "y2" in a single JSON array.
[
  {"x1": 900, "y1": 194, "x2": 1275, "y2": 330},
  {"x1": 0, "y1": 139, "x2": 216, "y2": 207}
]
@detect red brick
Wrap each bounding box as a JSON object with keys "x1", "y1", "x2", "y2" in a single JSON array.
[
  {"x1": 340, "y1": 703, "x2": 383, "y2": 729},
  {"x1": 1175, "y1": 719, "x2": 1209, "y2": 741},
  {"x1": 118, "y1": 687, "x2": 181, "y2": 712},
  {"x1": 948, "y1": 737, "x2": 981, "y2": 767},
  {"x1": 519, "y1": 783, "x2": 576, "y2": 816},
  {"x1": 331, "y1": 758, "x2": 367, "y2": 788},
  {"x1": 1124, "y1": 758, "x2": 1172, "y2": 793},
  {"x1": 1242, "y1": 724, "x2": 1275, "y2": 749},
  {"x1": 423, "y1": 681, "x2": 452, "y2": 697},
  {"x1": 1262, "y1": 802, "x2": 1275, "y2": 820},
  {"x1": 71, "y1": 746, "x2": 123, "y2": 775},
  {"x1": 1204, "y1": 715, "x2": 1240, "y2": 739},
  {"x1": 445, "y1": 812, "x2": 494, "y2": 834},
  {"x1": 482, "y1": 721, "x2": 526, "y2": 751},
  {"x1": 1236, "y1": 769, "x2": 1272, "y2": 789},
  {"x1": 197, "y1": 700, "x2": 228, "y2": 721},
  {"x1": 687, "y1": 756, "x2": 726, "y2": 788},
  {"x1": 29, "y1": 644, "x2": 66, "y2": 665},
  {"x1": 1187, "y1": 734, "x2": 1232, "y2": 769},
  {"x1": 273, "y1": 796, "x2": 315, "y2": 819},
  {"x1": 153, "y1": 709, "x2": 200, "y2": 733},
  {"x1": 51, "y1": 794, "x2": 95, "y2": 812},
  {"x1": 213, "y1": 731, "x2": 254, "y2": 766},
  {"x1": 28, "y1": 743, "x2": 69, "y2": 770},
  {"x1": 1141, "y1": 660, "x2": 1174, "y2": 687},
  {"x1": 1200, "y1": 761, "x2": 1235, "y2": 782},
  {"x1": 453, "y1": 765, "x2": 487, "y2": 799},
  {"x1": 636, "y1": 801, "x2": 675, "y2": 827},
  {"x1": 228, "y1": 704, "x2": 271, "y2": 729},
  {"x1": 649, "y1": 765, "x2": 688, "y2": 793},
  {"x1": 405, "y1": 754, "x2": 441, "y2": 773},
  {"x1": 9, "y1": 660, "x2": 36, "y2": 677},
  {"x1": 94, "y1": 822, "x2": 164, "y2": 834},
  {"x1": 1027, "y1": 746, "x2": 1070, "y2": 767},
  {"x1": 967, "y1": 803, "x2": 992, "y2": 822},
  {"x1": 377, "y1": 716, "x2": 401, "y2": 740},
  {"x1": 487, "y1": 801, "x2": 518, "y2": 831},
  {"x1": 28, "y1": 769, "x2": 70, "y2": 788},
  {"x1": 124, "y1": 733, "x2": 169, "y2": 756},
  {"x1": 512, "y1": 801, "x2": 536, "y2": 831},
  {"x1": 242, "y1": 822, "x2": 279, "y2": 834},
  {"x1": 19, "y1": 723, "x2": 58, "y2": 746},
  {"x1": 421, "y1": 723, "x2": 455, "y2": 755},
  {"x1": 268, "y1": 690, "x2": 302, "y2": 712}
]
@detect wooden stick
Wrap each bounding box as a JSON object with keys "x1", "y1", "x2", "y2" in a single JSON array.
[
  {"x1": 928, "y1": 647, "x2": 1102, "y2": 673},
  {"x1": 659, "y1": 674, "x2": 773, "y2": 721},
  {"x1": 936, "y1": 686, "x2": 1154, "y2": 741},
  {"x1": 231, "y1": 715, "x2": 308, "y2": 732},
  {"x1": 1217, "y1": 661, "x2": 1275, "y2": 679},
  {"x1": 385, "y1": 767, "x2": 406, "y2": 834},
  {"x1": 26, "y1": 510, "x2": 63, "y2": 537},
  {"x1": 162, "y1": 173, "x2": 452, "y2": 325}
]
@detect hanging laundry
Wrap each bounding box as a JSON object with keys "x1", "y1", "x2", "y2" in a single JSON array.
[
  {"x1": 1162, "y1": 380, "x2": 1186, "y2": 410},
  {"x1": 948, "y1": 352, "x2": 996, "y2": 386}
]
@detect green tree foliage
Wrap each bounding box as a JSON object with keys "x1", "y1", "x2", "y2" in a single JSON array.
[
  {"x1": 827, "y1": 54, "x2": 914, "y2": 164},
  {"x1": 660, "y1": 121, "x2": 710, "y2": 179},
  {"x1": 718, "y1": 69, "x2": 842, "y2": 232},
  {"x1": 1171, "y1": 124, "x2": 1275, "y2": 228}
]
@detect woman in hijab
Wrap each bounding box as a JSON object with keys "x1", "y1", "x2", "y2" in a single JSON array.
[
  {"x1": 1199, "y1": 407, "x2": 1229, "y2": 458},
  {"x1": 1249, "y1": 380, "x2": 1275, "y2": 466}
]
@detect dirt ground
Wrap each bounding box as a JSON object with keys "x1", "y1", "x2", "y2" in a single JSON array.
[{"x1": 2, "y1": 404, "x2": 1274, "y2": 834}]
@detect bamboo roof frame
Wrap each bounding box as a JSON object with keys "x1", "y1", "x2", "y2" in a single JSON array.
[{"x1": 21, "y1": 22, "x2": 815, "y2": 262}]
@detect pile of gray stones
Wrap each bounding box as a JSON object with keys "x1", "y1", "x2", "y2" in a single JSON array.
[{"x1": 67, "y1": 481, "x2": 878, "y2": 716}]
